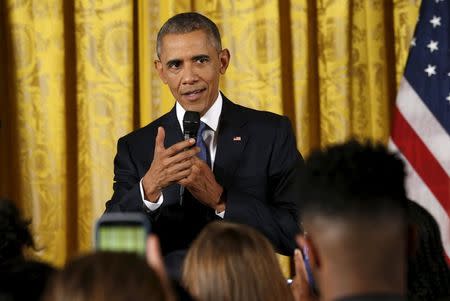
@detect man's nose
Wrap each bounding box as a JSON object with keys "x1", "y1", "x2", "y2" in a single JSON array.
[{"x1": 181, "y1": 64, "x2": 198, "y2": 84}]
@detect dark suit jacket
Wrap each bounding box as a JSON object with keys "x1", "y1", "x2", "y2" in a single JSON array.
[{"x1": 105, "y1": 95, "x2": 303, "y2": 255}]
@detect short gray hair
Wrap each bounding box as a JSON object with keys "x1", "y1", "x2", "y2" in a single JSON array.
[{"x1": 156, "y1": 12, "x2": 222, "y2": 58}]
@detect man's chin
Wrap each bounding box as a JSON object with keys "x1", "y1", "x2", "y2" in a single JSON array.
[{"x1": 179, "y1": 101, "x2": 210, "y2": 115}]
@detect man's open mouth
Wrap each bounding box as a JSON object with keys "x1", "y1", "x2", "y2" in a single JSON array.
[{"x1": 183, "y1": 88, "x2": 206, "y2": 96}]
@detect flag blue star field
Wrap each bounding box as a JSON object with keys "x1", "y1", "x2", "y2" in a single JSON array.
[{"x1": 389, "y1": 0, "x2": 450, "y2": 261}]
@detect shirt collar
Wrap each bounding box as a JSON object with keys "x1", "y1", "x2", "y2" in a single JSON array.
[{"x1": 176, "y1": 92, "x2": 222, "y2": 132}]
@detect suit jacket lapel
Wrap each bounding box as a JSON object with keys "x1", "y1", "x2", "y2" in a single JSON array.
[
  {"x1": 214, "y1": 96, "x2": 248, "y2": 188},
  {"x1": 162, "y1": 105, "x2": 183, "y2": 147}
]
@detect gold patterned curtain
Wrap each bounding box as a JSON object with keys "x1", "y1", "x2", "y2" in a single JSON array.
[{"x1": 0, "y1": 0, "x2": 420, "y2": 266}]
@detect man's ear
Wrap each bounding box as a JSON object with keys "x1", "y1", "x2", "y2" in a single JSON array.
[
  {"x1": 219, "y1": 49, "x2": 230, "y2": 74},
  {"x1": 296, "y1": 234, "x2": 320, "y2": 269},
  {"x1": 154, "y1": 59, "x2": 167, "y2": 84}
]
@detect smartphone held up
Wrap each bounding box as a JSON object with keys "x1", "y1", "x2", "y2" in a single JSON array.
[{"x1": 94, "y1": 213, "x2": 151, "y2": 256}]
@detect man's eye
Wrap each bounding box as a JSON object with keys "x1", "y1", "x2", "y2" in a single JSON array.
[
  {"x1": 197, "y1": 57, "x2": 209, "y2": 63},
  {"x1": 168, "y1": 62, "x2": 181, "y2": 69}
]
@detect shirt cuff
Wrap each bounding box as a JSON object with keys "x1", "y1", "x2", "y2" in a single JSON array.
[
  {"x1": 140, "y1": 178, "x2": 163, "y2": 211},
  {"x1": 215, "y1": 210, "x2": 225, "y2": 219}
]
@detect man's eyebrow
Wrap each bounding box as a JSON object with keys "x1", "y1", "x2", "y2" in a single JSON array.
[
  {"x1": 192, "y1": 54, "x2": 210, "y2": 61},
  {"x1": 166, "y1": 59, "x2": 181, "y2": 67}
]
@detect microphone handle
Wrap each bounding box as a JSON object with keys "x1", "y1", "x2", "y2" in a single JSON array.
[
  {"x1": 180, "y1": 186, "x2": 184, "y2": 206},
  {"x1": 180, "y1": 132, "x2": 195, "y2": 205}
]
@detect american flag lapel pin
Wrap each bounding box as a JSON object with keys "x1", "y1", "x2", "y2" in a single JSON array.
[{"x1": 233, "y1": 136, "x2": 241, "y2": 141}]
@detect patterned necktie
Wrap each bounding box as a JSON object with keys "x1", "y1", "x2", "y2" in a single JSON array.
[{"x1": 197, "y1": 121, "x2": 211, "y2": 167}]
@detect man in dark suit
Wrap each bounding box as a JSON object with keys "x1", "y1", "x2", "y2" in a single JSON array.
[{"x1": 105, "y1": 12, "x2": 302, "y2": 258}]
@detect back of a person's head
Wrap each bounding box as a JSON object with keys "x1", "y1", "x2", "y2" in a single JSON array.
[
  {"x1": 0, "y1": 198, "x2": 55, "y2": 300},
  {"x1": 0, "y1": 198, "x2": 34, "y2": 263},
  {"x1": 182, "y1": 221, "x2": 293, "y2": 301},
  {"x1": 42, "y1": 251, "x2": 168, "y2": 301},
  {"x1": 297, "y1": 140, "x2": 408, "y2": 286},
  {"x1": 407, "y1": 200, "x2": 450, "y2": 301},
  {"x1": 0, "y1": 259, "x2": 55, "y2": 301}
]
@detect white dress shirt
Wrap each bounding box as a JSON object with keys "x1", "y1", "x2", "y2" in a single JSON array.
[{"x1": 140, "y1": 92, "x2": 224, "y2": 217}]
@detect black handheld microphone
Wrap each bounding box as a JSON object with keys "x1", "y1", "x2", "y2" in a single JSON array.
[
  {"x1": 183, "y1": 111, "x2": 200, "y2": 141},
  {"x1": 180, "y1": 111, "x2": 200, "y2": 205}
]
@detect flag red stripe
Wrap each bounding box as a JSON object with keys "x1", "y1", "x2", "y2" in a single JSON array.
[{"x1": 391, "y1": 107, "x2": 450, "y2": 215}]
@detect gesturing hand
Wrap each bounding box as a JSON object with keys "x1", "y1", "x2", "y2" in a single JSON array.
[
  {"x1": 291, "y1": 248, "x2": 318, "y2": 301},
  {"x1": 142, "y1": 126, "x2": 200, "y2": 202},
  {"x1": 178, "y1": 156, "x2": 225, "y2": 212}
]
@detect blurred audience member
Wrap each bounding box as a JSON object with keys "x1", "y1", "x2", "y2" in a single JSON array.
[
  {"x1": 0, "y1": 198, "x2": 55, "y2": 301},
  {"x1": 42, "y1": 251, "x2": 171, "y2": 301},
  {"x1": 407, "y1": 200, "x2": 450, "y2": 301},
  {"x1": 292, "y1": 140, "x2": 409, "y2": 301},
  {"x1": 146, "y1": 234, "x2": 193, "y2": 301},
  {"x1": 182, "y1": 221, "x2": 294, "y2": 301}
]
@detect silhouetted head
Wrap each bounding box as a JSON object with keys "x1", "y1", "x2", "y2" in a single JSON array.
[
  {"x1": 296, "y1": 140, "x2": 408, "y2": 299},
  {"x1": 0, "y1": 198, "x2": 34, "y2": 263},
  {"x1": 0, "y1": 198, "x2": 54, "y2": 301}
]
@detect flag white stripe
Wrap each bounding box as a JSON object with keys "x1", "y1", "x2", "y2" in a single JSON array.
[
  {"x1": 395, "y1": 78, "x2": 450, "y2": 177},
  {"x1": 389, "y1": 140, "x2": 450, "y2": 259}
]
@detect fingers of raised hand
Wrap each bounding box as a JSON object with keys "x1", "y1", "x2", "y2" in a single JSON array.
[
  {"x1": 177, "y1": 167, "x2": 199, "y2": 189},
  {"x1": 154, "y1": 127, "x2": 166, "y2": 152},
  {"x1": 294, "y1": 248, "x2": 308, "y2": 280},
  {"x1": 291, "y1": 249, "x2": 307, "y2": 301},
  {"x1": 162, "y1": 161, "x2": 193, "y2": 183},
  {"x1": 163, "y1": 146, "x2": 199, "y2": 166},
  {"x1": 164, "y1": 138, "x2": 196, "y2": 157},
  {"x1": 157, "y1": 146, "x2": 196, "y2": 172}
]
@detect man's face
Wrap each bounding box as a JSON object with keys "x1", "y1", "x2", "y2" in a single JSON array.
[{"x1": 155, "y1": 30, "x2": 230, "y2": 116}]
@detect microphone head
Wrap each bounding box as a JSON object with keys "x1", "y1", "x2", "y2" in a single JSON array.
[{"x1": 183, "y1": 111, "x2": 200, "y2": 138}]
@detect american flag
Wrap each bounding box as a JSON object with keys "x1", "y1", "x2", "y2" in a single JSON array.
[{"x1": 389, "y1": 0, "x2": 450, "y2": 261}]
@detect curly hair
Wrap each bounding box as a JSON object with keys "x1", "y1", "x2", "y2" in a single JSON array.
[
  {"x1": 0, "y1": 198, "x2": 34, "y2": 263},
  {"x1": 297, "y1": 139, "x2": 407, "y2": 220}
]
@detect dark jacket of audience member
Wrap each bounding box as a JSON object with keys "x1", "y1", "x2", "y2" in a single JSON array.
[
  {"x1": 0, "y1": 198, "x2": 55, "y2": 301},
  {"x1": 407, "y1": 200, "x2": 450, "y2": 301},
  {"x1": 182, "y1": 221, "x2": 294, "y2": 301},
  {"x1": 42, "y1": 251, "x2": 170, "y2": 301}
]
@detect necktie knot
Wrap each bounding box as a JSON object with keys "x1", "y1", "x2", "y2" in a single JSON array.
[{"x1": 198, "y1": 121, "x2": 207, "y2": 137}]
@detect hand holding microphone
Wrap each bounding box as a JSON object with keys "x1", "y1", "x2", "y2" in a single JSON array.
[
  {"x1": 178, "y1": 112, "x2": 225, "y2": 211},
  {"x1": 141, "y1": 116, "x2": 200, "y2": 203}
]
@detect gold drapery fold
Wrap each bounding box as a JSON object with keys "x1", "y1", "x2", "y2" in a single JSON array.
[
  {"x1": 0, "y1": 0, "x2": 421, "y2": 266},
  {"x1": 74, "y1": 0, "x2": 135, "y2": 253},
  {"x1": 2, "y1": 0, "x2": 69, "y2": 265}
]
